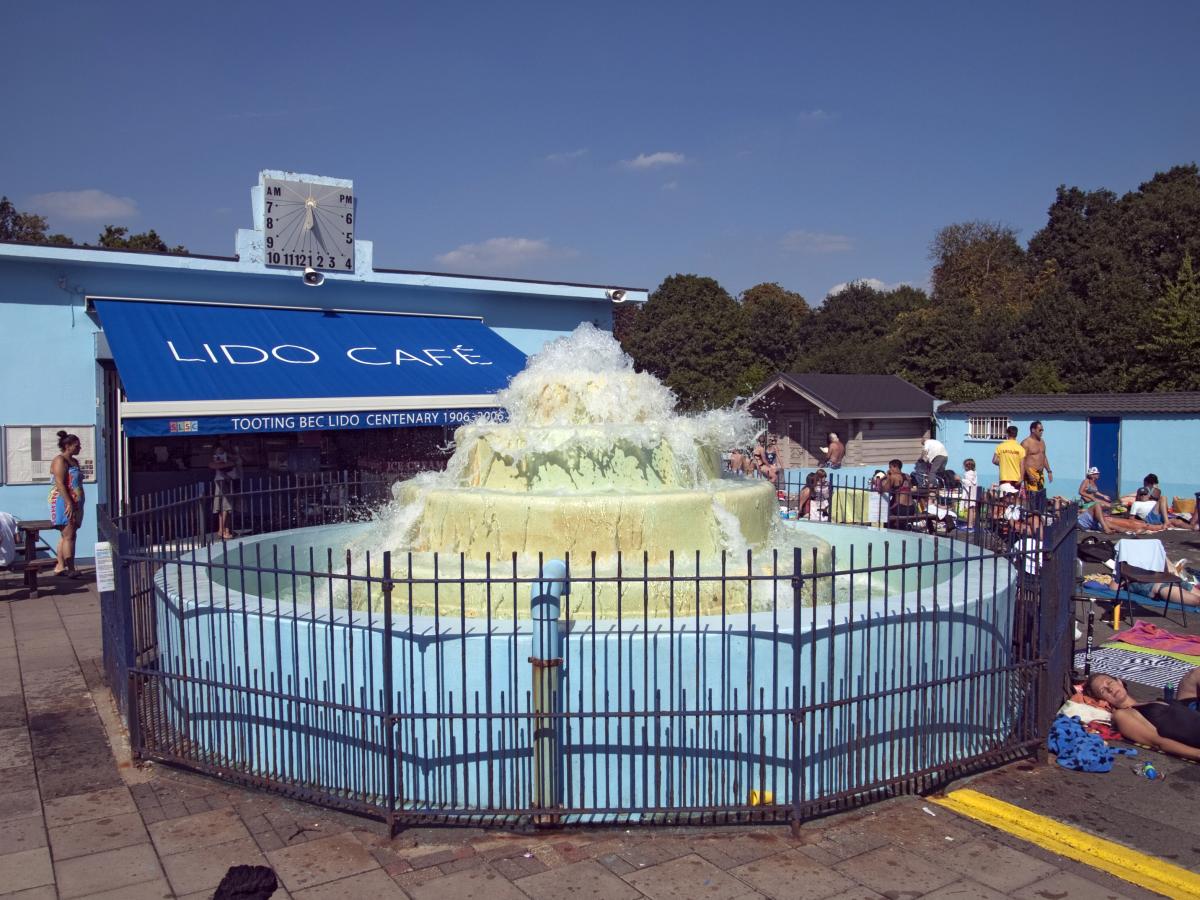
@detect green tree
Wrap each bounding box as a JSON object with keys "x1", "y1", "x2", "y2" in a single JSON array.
[
  {"x1": 929, "y1": 220, "x2": 1029, "y2": 310},
  {"x1": 621, "y1": 274, "x2": 755, "y2": 410},
  {"x1": 97, "y1": 225, "x2": 187, "y2": 254},
  {"x1": 1135, "y1": 254, "x2": 1200, "y2": 390},
  {"x1": 1026, "y1": 165, "x2": 1200, "y2": 390},
  {"x1": 796, "y1": 282, "x2": 930, "y2": 375},
  {"x1": 738, "y1": 282, "x2": 809, "y2": 374},
  {"x1": 0, "y1": 196, "x2": 72, "y2": 244}
]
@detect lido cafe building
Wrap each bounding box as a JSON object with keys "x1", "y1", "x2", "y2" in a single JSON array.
[{"x1": 0, "y1": 170, "x2": 645, "y2": 558}]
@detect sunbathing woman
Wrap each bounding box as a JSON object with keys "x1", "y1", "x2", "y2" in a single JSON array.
[
  {"x1": 1078, "y1": 499, "x2": 1166, "y2": 535},
  {"x1": 1085, "y1": 670, "x2": 1200, "y2": 760}
]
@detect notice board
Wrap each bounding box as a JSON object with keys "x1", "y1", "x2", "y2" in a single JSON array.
[{"x1": 3, "y1": 425, "x2": 96, "y2": 485}]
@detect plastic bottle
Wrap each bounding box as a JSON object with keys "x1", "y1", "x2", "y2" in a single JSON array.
[{"x1": 1132, "y1": 762, "x2": 1164, "y2": 781}]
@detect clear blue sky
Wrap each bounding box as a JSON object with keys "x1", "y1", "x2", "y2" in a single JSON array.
[{"x1": 5, "y1": 2, "x2": 1198, "y2": 301}]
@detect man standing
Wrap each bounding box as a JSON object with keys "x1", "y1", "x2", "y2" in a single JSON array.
[
  {"x1": 1020, "y1": 421, "x2": 1053, "y2": 512},
  {"x1": 920, "y1": 436, "x2": 948, "y2": 477},
  {"x1": 993, "y1": 425, "x2": 1026, "y2": 490}
]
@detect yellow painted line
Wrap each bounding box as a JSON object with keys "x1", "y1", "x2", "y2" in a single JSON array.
[{"x1": 931, "y1": 788, "x2": 1200, "y2": 900}]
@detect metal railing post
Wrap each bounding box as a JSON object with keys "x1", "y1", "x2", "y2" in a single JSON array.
[
  {"x1": 115, "y1": 528, "x2": 142, "y2": 756},
  {"x1": 382, "y1": 552, "x2": 397, "y2": 834},
  {"x1": 789, "y1": 545, "x2": 804, "y2": 837},
  {"x1": 195, "y1": 482, "x2": 207, "y2": 547},
  {"x1": 529, "y1": 559, "x2": 566, "y2": 822}
]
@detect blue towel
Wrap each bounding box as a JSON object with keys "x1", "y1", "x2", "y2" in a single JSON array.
[{"x1": 1047, "y1": 714, "x2": 1137, "y2": 772}]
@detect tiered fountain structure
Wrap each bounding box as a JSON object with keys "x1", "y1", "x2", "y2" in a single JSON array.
[{"x1": 348, "y1": 322, "x2": 835, "y2": 615}]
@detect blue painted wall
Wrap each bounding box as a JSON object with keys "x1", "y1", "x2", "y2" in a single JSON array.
[
  {"x1": 939, "y1": 412, "x2": 1088, "y2": 499},
  {"x1": 939, "y1": 409, "x2": 1200, "y2": 502},
  {"x1": 1120, "y1": 414, "x2": 1200, "y2": 500}
]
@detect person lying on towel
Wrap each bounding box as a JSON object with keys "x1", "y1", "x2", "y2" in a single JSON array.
[
  {"x1": 1085, "y1": 669, "x2": 1200, "y2": 760},
  {"x1": 1117, "y1": 561, "x2": 1200, "y2": 606}
]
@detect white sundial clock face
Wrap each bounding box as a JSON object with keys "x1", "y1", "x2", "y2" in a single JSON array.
[{"x1": 263, "y1": 178, "x2": 355, "y2": 272}]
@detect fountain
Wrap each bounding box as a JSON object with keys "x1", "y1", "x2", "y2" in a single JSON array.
[
  {"x1": 220, "y1": 323, "x2": 845, "y2": 616},
  {"x1": 148, "y1": 324, "x2": 1020, "y2": 824}
]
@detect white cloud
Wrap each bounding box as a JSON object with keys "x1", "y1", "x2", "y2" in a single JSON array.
[
  {"x1": 797, "y1": 108, "x2": 832, "y2": 123},
  {"x1": 27, "y1": 189, "x2": 138, "y2": 221},
  {"x1": 780, "y1": 230, "x2": 853, "y2": 254},
  {"x1": 828, "y1": 278, "x2": 911, "y2": 296},
  {"x1": 435, "y1": 237, "x2": 577, "y2": 272},
  {"x1": 661, "y1": 180, "x2": 679, "y2": 191},
  {"x1": 622, "y1": 151, "x2": 687, "y2": 170},
  {"x1": 545, "y1": 148, "x2": 588, "y2": 163}
]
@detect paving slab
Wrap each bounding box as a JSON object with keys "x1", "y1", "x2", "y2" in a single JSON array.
[
  {"x1": 1, "y1": 886, "x2": 57, "y2": 900},
  {"x1": 0, "y1": 846, "x2": 55, "y2": 895},
  {"x1": 48, "y1": 811, "x2": 149, "y2": 860},
  {"x1": 0, "y1": 817, "x2": 47, "y2": 856},
  {"x1": 729, "y1": 848, "x2": 857, "y2": 900},
  {"x1": 148, "y1": 806, "x2": 253, "y2": 856},
  {"x1": 54, "y1": 842, "x2": 163, "y2": 899},
  {"x1": 923, "y1": 835, "x2": 1061, "y2": 894},
  {"x1": 516, "y1": 858, "x2": 643, "y2": 900},
  {"x1": 265, "y1": 831, "x2": 378, "y2": 893},
  {"x1": 290, "y1": 867, "x2": 407, "y2": 899},
  {"x1": 42, "y1": 786, "x2": 139, "y2": 827},
  {"x1": 0, "y1": 726, "x2": 33, "y2": 769},
  {"x1": 403, "y1": 865, "x2": 532, "y2": 900},
  {"x1": 920, "y1": 880, "x2": 1011, "y2": 900},
  {"x1": 1010, "y1": 868, "x2": 1135, "y2": 900},
  {"x1": 72, "y1": 877, "x2": 177, "y2": 900},
  {"x1": 831, "y1": 845, "x2": 959, "y2": 897},
  {"x1": 0, "y1": 788, "x2": 42, "y2": 820},
  {"x1": 0, "y1": 695, "x2": 27, "y2": 729},
  {"x1": 158, "y1": 836, "x2": 268, "y2": 897},
  {"x1": 623, "y1": 853, "x2": 749, "y2": 900},
  {"x1": 0, "y1": 764, "x2": 37, "y2": 793}
]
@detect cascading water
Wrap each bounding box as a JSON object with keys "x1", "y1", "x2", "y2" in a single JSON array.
[{"x1": 343, "y1": 323, "x2": 841, "y2": 616}]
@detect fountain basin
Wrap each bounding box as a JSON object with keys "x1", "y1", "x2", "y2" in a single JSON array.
[{"x1": 151, "y1": 521, "x2": 1019, "y2": 820}]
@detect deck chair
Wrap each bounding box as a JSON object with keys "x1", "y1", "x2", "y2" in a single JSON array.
[{"x1": 1114, "y1": 561, "x2": 1188, "y2": 627}]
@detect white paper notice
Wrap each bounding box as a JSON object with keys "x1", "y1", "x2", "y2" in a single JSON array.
[
  {"x1": 3, "y1": 425, "x2": 96, "y2": 485},
  {"x1": 94, "y1": 541, "x2": 115, "y2": 594}
]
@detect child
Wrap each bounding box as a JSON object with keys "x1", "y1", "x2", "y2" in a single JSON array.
[{"x1": 960, "y1": 458, "x2": 978, "y2": 529}]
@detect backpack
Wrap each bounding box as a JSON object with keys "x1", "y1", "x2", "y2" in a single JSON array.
[{"x1": 1077, "y1": 535, "x2": 1115, "y2": 564}]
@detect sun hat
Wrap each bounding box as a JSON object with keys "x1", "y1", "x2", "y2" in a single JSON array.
[{"x1": 1087, "y1": 466, "x2": 1100, "y2": 476}]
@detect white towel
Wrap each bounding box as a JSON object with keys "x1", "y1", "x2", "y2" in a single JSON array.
[
  {"x1": 1129, "y1": 499, "x2": 1157, "y2": 520},
  {"x1": 1115, "y1": 538, "x2": 1168, "y2": 574},
  {"x1": 0, "y1": 512, "x2": 17, "y2": 568}
]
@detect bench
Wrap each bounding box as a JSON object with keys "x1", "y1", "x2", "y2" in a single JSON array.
[
  {"x1": 15, "y1": 520, "x2": 55, "y2": 598},
  {"x1": 14, "y1": 558, "x2": 58, "y2": 598}
]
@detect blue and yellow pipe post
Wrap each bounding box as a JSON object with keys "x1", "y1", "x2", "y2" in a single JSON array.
[{"x1": 530, "y1": 559, "x2": 567, "y2": 823}]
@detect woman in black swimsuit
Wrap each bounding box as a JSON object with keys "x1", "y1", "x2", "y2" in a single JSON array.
[{"x1": 1085, "y1": 670, "x2": 1200, "y2": 761}]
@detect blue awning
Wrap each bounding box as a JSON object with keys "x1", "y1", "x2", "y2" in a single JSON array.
[{"x1": 95, "y1": 299, "x2": 526, "y2": 435}]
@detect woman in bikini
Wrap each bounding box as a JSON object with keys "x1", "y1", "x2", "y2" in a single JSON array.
[
  {"x1": 1084, "y1": 670, "x2": 1200, "y2": 760},
  {"x1": 48, "y1": 430, "x2": 85, "y2": 577}
]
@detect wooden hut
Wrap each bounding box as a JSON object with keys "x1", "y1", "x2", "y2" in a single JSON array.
[{"x1": 747, "y1": 374, "x2": 935, "y2": 469}]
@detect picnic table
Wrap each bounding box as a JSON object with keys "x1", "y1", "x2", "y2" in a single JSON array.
[{"x1": 15, "y1": 519, "x2": 56, "y2": 598}]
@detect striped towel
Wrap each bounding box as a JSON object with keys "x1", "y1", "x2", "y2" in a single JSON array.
[{"x1": 1073, "y1": 647, "x2": 1195, "y2": 689}]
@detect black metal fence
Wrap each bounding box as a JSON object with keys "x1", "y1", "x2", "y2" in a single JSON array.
[{"x1": 98, "y1": 471, "x2": 1076, "y2": 831}]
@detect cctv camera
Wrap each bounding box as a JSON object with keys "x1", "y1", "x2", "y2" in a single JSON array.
[
  {"x1": 302, "y1": 266, "x2": 325, "y2": 287},
  {"x1": 606, "y1": 288, "x2": 627, "y2": 302}
]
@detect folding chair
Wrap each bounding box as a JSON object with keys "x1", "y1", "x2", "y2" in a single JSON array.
[{"x1": 1114, "y1": 561, "x2": 1188, "y2": 627}]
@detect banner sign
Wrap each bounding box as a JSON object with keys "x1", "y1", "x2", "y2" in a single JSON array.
[{"x1": 122, "y1": 407, "x2": 502, "y2": 438}]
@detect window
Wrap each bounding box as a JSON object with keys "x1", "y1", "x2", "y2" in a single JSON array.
[{"x1": 967, "y1": 415, "x2": 1010, "y2": 441}]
